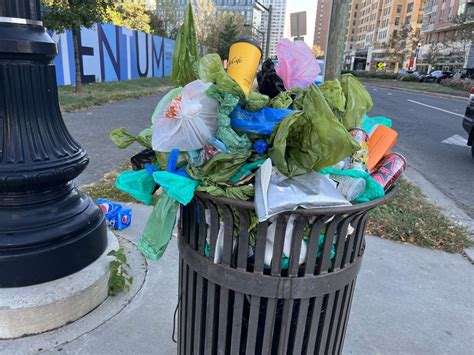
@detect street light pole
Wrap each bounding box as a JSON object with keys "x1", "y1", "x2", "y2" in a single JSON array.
[
  {"x1": 0, "y1": 0, "x2": 108, "y2": 287},
  {"x1": 254, "y1": 1, "x2": 272, "y2": 59}
]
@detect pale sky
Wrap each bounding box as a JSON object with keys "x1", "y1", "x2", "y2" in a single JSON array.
[{"x1": 284, "y1": 0, "x2": 317, "y2": 47}]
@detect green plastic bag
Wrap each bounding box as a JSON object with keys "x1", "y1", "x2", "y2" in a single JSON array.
[
  {"x1": 171, "y1": 4, "x2": 199, "y2": 86},
  {"x1": 199, "y1": 53, "x2": 245, "y2": 99},
  {"x1": 151, "y1": 87, "x2": 183, "y2": 127},
  {"x1": 109, "y1": 127, "x2": 152, "y2": 149},
  {"x1": 319, "y1": 167, "x2": 385, "y2": 203},
  {"x1": 204, "y1": 85, "x2": 251, "y2": 152},
  {"x1": 270, "y1": 91, "x2": 292, "y2": 109},
  {"x1": 155, "y1": 151, "x2": 188, "y2": 172},
  {"x1": 228, "y1": 159, "x2": 266, "y2": 184},
  {"x1": 186, "y1": 151, "x2": 251, "y2": 183},
  {"x1": 245, "y1": 92, "x2": 270, "y2": 112},
  {"x1": 196, "y1": 183, "x2": 254, "y2": 201},
  {"x1": 138, "y1": 192, "x2": 179, "y2": 261},
  {"x1": 153, "y1": 171, "x2": 199, "y2": 205},
  {"x1": 270, "y1": 84, "x2": 360, "y2": 176},
  {"x1": 115, "y1": 170, "x2": 156, "y2": 205},
  {"x1": 319, "y1": 79, "x2": 346, "y2": 115},
  {"x1": 340, "y1": 74, "x2": 373, "y2": 129},
  {"x1": 270, "y1": 87, "x2": 306, "y2": 109}
]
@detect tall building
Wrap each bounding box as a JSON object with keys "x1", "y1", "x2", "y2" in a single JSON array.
[
  {"x1": 165, "y1": 0, "x2": 287, "y2": 58},
  {"x1": 418, "y1": 0, "x2": 474, "y2": 72},
  {"x1": 260, "y1": 0, "x2": 288, "y2": 58},
  {"x1": 313, "y1": 0, "x2": 331, "y2": 52},
  {"x1": 343, "y1": 0, "x2": 424, "y2": 72}
]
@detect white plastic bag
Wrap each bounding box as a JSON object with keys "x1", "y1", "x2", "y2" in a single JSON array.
[
  {"x1": 254, "y1": 159, "x2": 351, "y2": 222},
  {"x1": 152, "y1": 80, "x2": 219, "y2": 152},
  {"x1": 264, "y1": 215, "x2": 307, "y2": 267}
]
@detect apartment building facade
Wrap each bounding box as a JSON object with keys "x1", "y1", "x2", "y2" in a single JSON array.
[
  {"x1": 343, "y1": 0, "x2": 423, "y2": 72},
  {"x1": 314, "y1": 0, "x2": 331, "y2": 52},
  {"x1": 418, "y1": 0, "x2": 474, "y2": 72}
]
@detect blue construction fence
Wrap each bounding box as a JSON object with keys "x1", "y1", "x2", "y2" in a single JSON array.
[{"x1": 49, "y1": 23, "x2": 175, "y2": 86}]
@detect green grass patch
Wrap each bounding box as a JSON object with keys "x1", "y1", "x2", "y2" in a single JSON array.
[
  {"x1": 367, "y1": 179, "x2": 473, "y2": 253},
  {"x1": 360, "y1": 78, "x2": 469, "y2": 97},
  {"x1": 80, "y1": 163, "x2": 136, "y2": 203},
  {"x1": 59, "y1": 77, "x2": 173, "y2": 112}
]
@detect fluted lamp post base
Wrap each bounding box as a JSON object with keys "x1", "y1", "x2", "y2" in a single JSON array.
[{"x1": 0, "y1": 1, "x2": 108, "y2": 287}]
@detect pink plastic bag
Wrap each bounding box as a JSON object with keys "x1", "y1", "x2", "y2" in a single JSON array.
[{"x1": 275, "y1": 39, "x2": 321, "y2": 89}]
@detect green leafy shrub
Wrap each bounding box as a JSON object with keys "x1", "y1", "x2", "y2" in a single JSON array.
[
  {"x1": 439, "y1": 78, "x2": 473, "y2": 92},
  {"x1": 341, "y1": 70, "x2": 398, "y2": 80},
  {"x1": 398, "y1": 74, "x2": 420, "y2": 82},
  {"x1": 108, "y1": 247, "x2": 133, "y2": 296}
]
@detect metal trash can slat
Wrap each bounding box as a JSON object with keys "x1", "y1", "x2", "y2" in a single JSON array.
[{"x1": 177, "y1": 189, "x2": 395, "y2": 354}]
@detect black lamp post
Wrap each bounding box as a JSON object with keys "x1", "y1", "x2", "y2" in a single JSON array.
[{"x1": 0, "y1": 0, "x2": 108, "y2": 287}]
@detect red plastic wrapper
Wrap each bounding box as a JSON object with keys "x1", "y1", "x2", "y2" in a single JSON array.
[
  {"x1": 371, "y1": 153, "x2": 407, "y2": 191},
  {"x1": 202, "y1": 144, "x2": 219, "y2": 164}
]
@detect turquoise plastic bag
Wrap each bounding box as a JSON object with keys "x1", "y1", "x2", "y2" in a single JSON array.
[
  {"x1": 138, "y1": 192, "x2": 179, "y2": 261},
  {"x1": 115, "y1": 170, "x2": 156, "y2": 205},
  {"x1": 153, "y1": 171, "x2": 199, "y2": 205},
  {"x1": 361, "y1": 115, "x2": 393, "y2": 133},
  {"x1": 319, "y1": 167, "x2": 384, "y2": 203}
]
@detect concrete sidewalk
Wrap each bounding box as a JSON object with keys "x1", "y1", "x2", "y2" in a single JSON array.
[{"x1": 2, "y1": 203, "x2": 472, "y2": 354}]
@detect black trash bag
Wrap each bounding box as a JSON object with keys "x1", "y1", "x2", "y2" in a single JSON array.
[
  {"x1": 130, "y1": 148, "x2": 157, "y2": 171},
  {"x1": 257, "y1": 59, "x2": 286, "y2": 99}
]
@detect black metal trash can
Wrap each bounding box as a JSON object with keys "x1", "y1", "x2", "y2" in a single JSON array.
[{"x1": 177, "y1": 189, "x2": 395, "y2": 354}]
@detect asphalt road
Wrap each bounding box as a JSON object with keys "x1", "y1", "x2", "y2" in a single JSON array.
[
  {"x1": 365, "y1": 85, "x2": 474, "y2": 218},
  {"x1": 65, "y1": 86, "x2": 473, "y2": 218}
]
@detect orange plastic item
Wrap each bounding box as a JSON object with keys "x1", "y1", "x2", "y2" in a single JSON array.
[{"x1": 368, "y1": 125, "x2": 398, "y2": 171}]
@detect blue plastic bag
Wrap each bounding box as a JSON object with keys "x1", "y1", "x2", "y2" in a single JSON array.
[{"x1": 230, "y1": 105, "x2": 293, "y2": 135}]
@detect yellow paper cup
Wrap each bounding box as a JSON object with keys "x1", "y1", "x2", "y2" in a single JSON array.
[{"x1": 227, "y1": 38, "x2": 262, "y2": 95}]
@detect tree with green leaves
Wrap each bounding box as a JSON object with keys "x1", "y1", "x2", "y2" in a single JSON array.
[
  {"x1": 211, "y1": 12, "x2": 250, "y2": 59},
  {"x1": 194, "y1": 0, "x2": 217, "y2": 48},
  {"x1": 379, "y1": 25, "x2": 419, "y2": 72},
  {"x1": 105, "y1": 0, "x2": 151, "y2": 33},
  {"x1": 420, "y1": 43, "x2": 444, "y2": 72},
  {"x1": 156, "y1": 0, "x2": 180, "y2": 39},
  {"x1": 147, "y1": 10, "x2": 166, "y2": 36},
  {"x1": 41, "y1": 0, "x2": 111, "y2": 93},
  {"x1": 447, "y1": 14, "x2": 474, "y2": 67}
]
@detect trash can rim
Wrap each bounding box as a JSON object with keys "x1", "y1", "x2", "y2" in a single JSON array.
[{"x1": 195, "y1": 184, "x2": 397, "y2": 215}]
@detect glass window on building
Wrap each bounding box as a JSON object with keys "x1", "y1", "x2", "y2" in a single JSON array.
[
  {"x1": 407, "y1": 2, "x2": 414, "y2": 12},
  {"x1": 405, "y1": 15, "x2": 411, "y2": 24},
  {"x1": 395, "y1": 17, "x2": 400, "y2": 25},
  {"x1": 397, "y1": 4, "x2": 402, "y2": 13}
]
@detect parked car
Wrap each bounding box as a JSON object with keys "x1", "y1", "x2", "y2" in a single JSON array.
[
  {"x1": 462, "y1": 86, "x2": 474, "y2": 158},
  {"x1": 460, "y1": 68, "x2": 474, "y2": 80},
  {"x1": 419, "y1": 70, "x2": 453, "y2": 83},
  {"x1": 398, "y1": 69, "x2": 420, "y2": 76}
]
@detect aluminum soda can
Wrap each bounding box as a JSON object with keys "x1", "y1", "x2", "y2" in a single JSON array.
[
  {"x1": 349, "y1": 128, "x2": 369, "y2": 172},
  {"x1": 371, "y1": 153, "x2": 407, "y2": 191}
]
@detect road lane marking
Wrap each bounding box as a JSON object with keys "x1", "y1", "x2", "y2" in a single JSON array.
[
  {"x1": 387, "y1": 92, "x2": 392, "y2": 95},
  {"x1": 441, "y1": 134, "x2": 468, "y2": 147},
  {"x1": 407, "y1": 99, "x2": 464, "y2": 117}
]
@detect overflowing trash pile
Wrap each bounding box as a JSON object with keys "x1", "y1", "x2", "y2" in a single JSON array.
[{"x1": 109, "y1": 4, "x2": 406, "y2": 261}]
